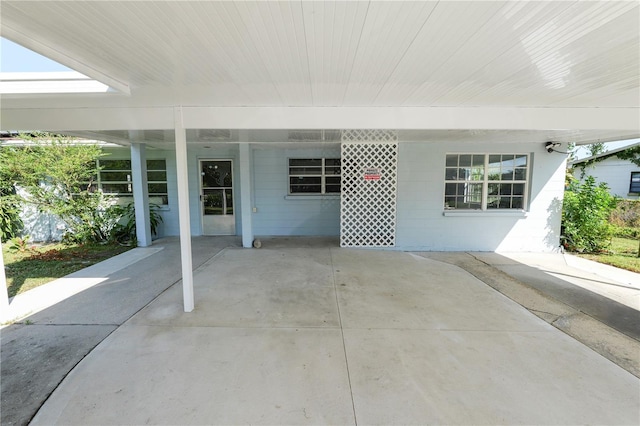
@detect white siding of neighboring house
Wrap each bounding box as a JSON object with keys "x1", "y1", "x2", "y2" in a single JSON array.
[
  {"x1": 17, "y1": 186, "x2": 65, "y2": 242},
  {"x1": 573, "y1": 156, "x2": 640, "y2": 200}
]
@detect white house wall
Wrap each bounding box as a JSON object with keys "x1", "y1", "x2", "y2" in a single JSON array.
[
  {"x1": 394, "y1": 141, "x2": 566, "y2": 252},
  {"x1": 17, "y1": 141, "x2": 566, "y2": 251},
  {"x1": 252, "y1": 146, "x2": 342, "y2": 237},
  {"x1": 574, "y1": 157, "x2": 640, "y2": 200}
]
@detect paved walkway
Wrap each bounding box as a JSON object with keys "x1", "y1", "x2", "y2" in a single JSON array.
[{"x1": 1, "y1": 237, "x2": 639, "y2": 425}]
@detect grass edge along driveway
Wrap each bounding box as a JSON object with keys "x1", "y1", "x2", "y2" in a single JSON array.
[{"x1": 3, "y1": 242, "x2": 133, "y2": 298}]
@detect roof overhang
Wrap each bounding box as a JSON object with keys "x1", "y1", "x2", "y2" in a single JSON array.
[{"x1": 1, "y1": 1, "x2": 638, "y2": 146}]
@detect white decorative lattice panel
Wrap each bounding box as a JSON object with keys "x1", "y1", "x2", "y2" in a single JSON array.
[
  {"x1": 340, "y1": 131, "x2": 398, "y2": 248},
  {"x1": 341, "y1": 129, "x2": 398, "y2": 143}
]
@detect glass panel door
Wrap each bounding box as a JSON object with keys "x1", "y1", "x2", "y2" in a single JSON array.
[{"x1": 200, "y1": 160, "x2": 235, "y2": 235}]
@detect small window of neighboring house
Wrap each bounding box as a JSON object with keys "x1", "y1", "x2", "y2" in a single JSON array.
[
  {"x1": 97, "y1": 159, "x2": 168, "y2": 205},
  {"x1": 444, "y1": 153, "x2": 529, "y2": 210},
  {"x1": 630, "y1": 172, "x2": 640, "y2": 194},
  {"x1": 289, "y1": 158, "x2": 341, "y2": 194}
]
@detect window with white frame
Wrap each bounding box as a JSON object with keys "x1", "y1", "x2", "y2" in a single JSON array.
[
  {"x1": 630, "y1": 172, "x2": 640, "y2": 194},
  {"x1": 444, "y1": 154, "x2": 528, "y2": 210},
  {"x1": 96, "y1": 159, "x2": 168, "y2": 205},
  {"x1": 288, "y1": 158, "x2": 341, "y2": 194}
]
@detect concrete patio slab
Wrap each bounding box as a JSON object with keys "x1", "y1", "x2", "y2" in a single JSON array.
[
  {"x1": 129, "y1": 246, "x2": 339, "y2": 328},
  {"x1": 334, "y1": 250, "x2": 546, "y2": 331},
  {"x1": 417, "y1": 251, "x2": 640, "y2": 376},
  {"x1": 28, "y1": 243, "x2": 640, "y2": 425},
  {"x1": 345, "y1": 328, "x2": 638, "y2": 425},
  {"x1": 30, "y1": 326, "x2": 355, "y2": 425}
]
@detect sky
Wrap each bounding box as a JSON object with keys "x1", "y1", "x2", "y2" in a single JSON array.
[{"x1": 1, "y1": 37, "x2": 72, "y2": 72}]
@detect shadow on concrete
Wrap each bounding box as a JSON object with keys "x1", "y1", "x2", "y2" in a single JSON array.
[{"x1": 1, "y1": 236, "x2": 240, "y2": 426}]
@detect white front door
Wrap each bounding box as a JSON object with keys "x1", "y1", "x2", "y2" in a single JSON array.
[{"x1": 200, "y1": 160, "x2": 235, "y2": 235}]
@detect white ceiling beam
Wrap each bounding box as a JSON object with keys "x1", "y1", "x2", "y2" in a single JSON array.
[
  {"x1": 1, "y1": 107, "x2": 173, "y2": 131},
  {"x1": 182, "y1": 107, "x2": 640, "y2": 131},
  {"x1": 2, "y1": 106, "x2": 638, "y2": 133}
]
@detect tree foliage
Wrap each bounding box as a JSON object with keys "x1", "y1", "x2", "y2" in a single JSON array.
[
  {"x1": 574, "y1": 142, "x2": 608, "y2": 178},
  {"x1": 615, "y1": 145, "x2": 640, "y2": 167},
  {"x1": 562, "y1": 175, "x2": 618, "y2": 252},
  {"x1": 0, "y1": 136, "x2": 117, "y2": 243},
  {"x1": 0, "y1": 145, "x2": 24, "y2": 239},
  {"x1": 587, "y1": 142, "x2": 606, "y2": 157},
  {"x1": 0, "y1": 195, "x2": 22, "y2": 240}
]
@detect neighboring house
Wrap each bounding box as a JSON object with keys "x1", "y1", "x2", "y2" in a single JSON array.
[
  {"x1": 1, "y1": 1, "x2": 638, "y2": 311},
  {"x1": 570, "y1": 142, "x2": 640, "y2": 200}
]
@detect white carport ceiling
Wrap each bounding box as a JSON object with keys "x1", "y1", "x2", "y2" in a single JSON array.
[
  {"x1": 2, "y1": 0, "x2": 638, "y2": 107},
  {"x1": 1, "y1": 1, "x2": 638, "y2": 145}
]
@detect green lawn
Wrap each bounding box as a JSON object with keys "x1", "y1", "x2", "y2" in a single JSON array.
[
  {"x1": 3, "y1": 242, "x2": 133, "y2": 298},
  {"x1": 577, "y1": 237, "x2": 640, "y2": 273}
]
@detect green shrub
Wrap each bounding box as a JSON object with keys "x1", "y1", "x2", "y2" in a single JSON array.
[
  {"x1": 59, "y1": 192, "x2": 120, "y2": 244},
  {"x1": 108, "y1": 202, "x2": 163, "y2": 245},
  {"x1": 562, "y1": 176, "x2": 618, "y2": 252},
  {"x1": 0, "y1": 195, "x2": 22, "y2": 240},
  {"x1": 0, "y1": 148, "x2": 23, "y2": 240},
  {"x1": 8, "y1": 235, "x2": 35, "y2": 253}
]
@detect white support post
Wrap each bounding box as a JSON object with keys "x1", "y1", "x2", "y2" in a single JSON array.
[
  {"x1": 174, "y1": 107, "x2": 194, "y2": 312},
  {"x1": 1, "y1": 236, "x2": 9, "y2": 322},
  {"x1": 239, "y1": 142, "x2": 254, "y2": 248},
  {"x1": 130, "y1": 142, "x2": 152, "y2": 247}
]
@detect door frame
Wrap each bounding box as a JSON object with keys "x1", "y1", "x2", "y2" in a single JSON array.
[{"x1": 199, "y1": 158, "x2": 236, "y2": 235}]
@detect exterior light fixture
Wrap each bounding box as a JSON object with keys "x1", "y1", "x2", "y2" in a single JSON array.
[{"x1": 545, "y1": 141, "x2": 561, "y2": 153}]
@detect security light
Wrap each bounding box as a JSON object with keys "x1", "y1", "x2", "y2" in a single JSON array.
[{"x1": 545, "y1": 142, "x2": 561, "y2": 153}]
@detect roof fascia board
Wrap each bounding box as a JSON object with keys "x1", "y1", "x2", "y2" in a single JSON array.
[
  {"x1": 180, "y1": 107, "x2": 640, "y2": 132},
  {"x1": 570, "y1": 141, "x2": 640, "y2": 165},
  {"x1": 4, "y1": 106, "x2": 638, "y2": 132},
  {"x1": 2, "y1": 28, "x2": 130, "y2": 95}
]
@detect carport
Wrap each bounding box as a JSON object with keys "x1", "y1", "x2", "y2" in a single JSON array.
[{"x1": 1, "y1": 0, "x2": 639, "y2": 315}]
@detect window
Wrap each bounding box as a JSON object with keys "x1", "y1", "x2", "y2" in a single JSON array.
[
  {"x1": 146, "y1": 159, "x2": 168, "y2": 204},
  {"x1": 97, "y1": 159, "x2": 168, "y2": 205},
  {"x1": 630, "y1": 172, "x2": 640, "y2": 194},
  {"x1": 444, "y1": 154, "x2": 528, "y2": 210},
  {"x1": 289, "y1": 158, "x2": 341, "y2": 194}
]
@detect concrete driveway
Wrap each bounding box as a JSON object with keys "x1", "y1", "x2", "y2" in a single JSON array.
[{"x1": 24, "y1": 238, "x2": 639, "y2": 425}]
